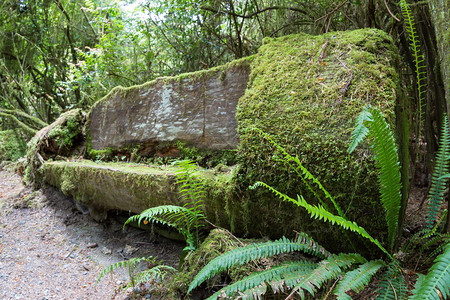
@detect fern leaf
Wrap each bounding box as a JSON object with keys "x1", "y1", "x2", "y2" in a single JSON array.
[
  {"x1": 348, "y1": 109, "x2": 373, "y2": 153},
  {"x1": 409, "y1": 242, "x2": 450, "y2": 300},
  {"x1": 368, "y1": 107, "x2": 402, "y2": 252},
  {"x1": 254, "y1": 181, "x2": 392, "y2": 259},
  {"x1": 252, "y1": 129, "x2": 345, "y2": 217},
  {"x1": 375, "y1": 264, "x2": 407, "y2": 300},
  {"x1": 334, "y1": 260, "x2": 384, "y2": 299},
  {"x1": 399, "y1": 0, "x2": 427, "y2": 173},
  {"x1": 287, "y1": 253, "x2": 366, "y2": 299},
  {"x1": 426, "y1": 116, "x2": 450, "y2": 229},
  {"x1": 187, "y1": 236, "x2": 330, "y2": 294},
  {"x1": 124, "y1": 205, "x2": 188, "y2": 229},
  {"x1": 206, "y1": 261, "x2": 317, "y2": 299},
  {"x1": 124, "y1": 265, "x2": 176, "y2": 290},
  {"x1": 96, "y1": 257, "x2": 149, "y2": 285},
  {"x1": 348, "y1": 106, "x2": 402, "y2": 253}
]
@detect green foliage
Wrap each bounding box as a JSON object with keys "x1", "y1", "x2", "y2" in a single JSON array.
[
  {"x1": 334, "y1": 260, "x2": 384, "y2": 299},
  {"x1": 97, "y1": 256, "x2": 176, "y2": 292},
  {"x1": 409, "y1": 241, "x2": 450, "y2": 300},
  {"x1": 348, "y1": 106, "x2": 402, "y2": 252},
  {"x1": 0, "y1": 130, "x2": 27, "y2": 161},
  {"x1": 375, "y1": 264, "x2": 407, "y2": 300},
  {"x1": 188, "y1": 235, "x2": 335, "y2": 297},
  {"x1": 206, "y1": 261, "x2": 318, "y2": 299},
  {"x1": 399, "y1": 0, "x2": 427, "y2": 132},
  {"x1": 401, "y1": 214, "x2": 450, "y2": 269},
  {"x1": 426, "y1": 116, "x2": 450, "y2": 229},
  {"x1": 124, "y1": 160, "x2": 206, "y2": 251},
  {"x1": 251, "y1": 182, "x2": 391, "y2": 258},
  {"x1": 255, "y1": 129, "x2": 344, "y2": 217},
  {"x1": 286, "y1": 253, "x2": 367, "y2": 299}
]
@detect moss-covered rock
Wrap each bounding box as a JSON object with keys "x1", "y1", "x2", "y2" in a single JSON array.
[
  {"x1": 41, "y1": 160, "x2": 236, "y2": 224},
  {"x1": 0, "y1": 129, "x2": 27, "y2": 161},
  {"x1": 233, "y1": 28, "x2": 405, "y2": 253},
  {"x1": 28, "y1": 29, "x2": 406, "y2": 254}
]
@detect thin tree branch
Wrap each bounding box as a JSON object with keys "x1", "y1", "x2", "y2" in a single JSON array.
[{"x1": 200, "y1": 5, "x2": 309, "y2": 19}]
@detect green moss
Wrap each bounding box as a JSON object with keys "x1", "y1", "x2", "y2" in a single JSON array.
[
  {"x1": 233, "y1": 28, "x2": 403, "y2": 253},
  {"x1": 40, "y1": 160, "x2": 236, "y2": 225},
  {"x1": 24, "y1": 109, "x2": 86, "y2": 187},
  {"x1": 0, "y1": 129, "x2": 27, "y2": 161},
  {"x1": 169, "y1": 229, "x2": 252, "y2": 296}
]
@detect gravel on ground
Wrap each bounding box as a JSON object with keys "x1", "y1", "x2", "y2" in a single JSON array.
[{"x1": 0, "y1": 167, "x2": 183, "y2": 300}]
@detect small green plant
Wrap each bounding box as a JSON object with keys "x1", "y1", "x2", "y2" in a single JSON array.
[
  {"x1": 124, "y1": 160, "x2": 206, "y2": 251},
  {"x1": 426, "y1": 116, "x2": 450, "y2": 229},
  {"x1": 187, "y1": 107, "x2": 450, "y2": 299},
  {"x1": 97, "y1": 256, "x2": 176, "y2": 293},
  {"x1": 399, "y1": 0, "x2": 427, "y2": 136}
]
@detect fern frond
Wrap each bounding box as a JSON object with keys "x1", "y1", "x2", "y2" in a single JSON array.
[
  {"x1": 253, "y1": 181, "x2": 392, "y2": 259},
  {"x1": 348, "y1": 106, "x2": 402, "y2": 253},
  {"x1": 399, "y1": 0, "x2": 427, "y2": 133},
  {"x1": 375, "y1": 264, "x2": 407, "y2": 300},
  {"x1": 334, "y1": 260, "x2": 384, "y2": 300},
  {"x1": 287, "y1": 253, "x2": 366, "y2": 299},
  {"x1": 426, "y1": 116, "x2": 450, "y2": 229},
  {"x1": 252, "y1": 129, "x2": 345, "y2": 217},
  {"x1": 206, "y1": 261, "x2": 318, "y2": 299},
  {"x1": 124, "y1": 265, "x2": 177, "y2": 290},
  {"x1": 96, "y1": 257, "x2": 150, "y2": 285},
  {"x1": 409, "y1": 242, "x2": 450, "y2": 300},
  {"x1": 187, "y1": 236, "x2": 330, "y2": 294},
  {"x1": 368, "y1": 107, "x2": 402, "y2": 252},
  {"x1": 173, "y1": 160, "x2": 207, "y2": 210},
  {"x1": 124, "y1": 205, "x2": 188, "y2": 229},
  {"x1": 348, "y1": 109, "x2": 373, "y2": 153}
]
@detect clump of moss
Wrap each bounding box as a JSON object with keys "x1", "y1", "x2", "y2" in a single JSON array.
[
  {"x1": 168, "y1": 229, "x2": 252, "y2": 298},
  {"x1": 24, "y1": 109, "x2": 86, "y2": 187},
  {"x1": 233, "y1": 28, "x2": 404, "y2": 253},
  {"x1": 0, "y1": 129, "x2": 27, "y2": 161}
]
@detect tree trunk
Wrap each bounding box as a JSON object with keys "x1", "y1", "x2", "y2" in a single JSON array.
[
  {"x1": 427, "y1": 0, "x2": 449, "y2": 111},
  {"x1": 427, "y1": 0, "x2": 450, "y2": 233}
]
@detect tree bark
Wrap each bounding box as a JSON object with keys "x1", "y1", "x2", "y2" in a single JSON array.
[
  {"x1": 427, "y1": 0, "x2": 450, "y2": 233},
  {"x1": 427, "y1": 0, "x2": 449, "y2": 112}
]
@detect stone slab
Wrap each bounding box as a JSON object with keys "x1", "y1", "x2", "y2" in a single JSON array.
[{"x1": 88, "y1": 60, "x2": 251, "y2": 151}]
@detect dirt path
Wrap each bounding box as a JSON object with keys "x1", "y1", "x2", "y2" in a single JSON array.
[{"x1": 0, "y1": 167, "x2": 183, "y2": 299}]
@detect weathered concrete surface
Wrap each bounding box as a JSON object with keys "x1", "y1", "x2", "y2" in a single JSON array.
[
  {"x1": 88, "y1": 59, "x2": 251, "y2": 151},
  {"x1": 41, "y1": 160, "x2": 234, "y2": 225}
]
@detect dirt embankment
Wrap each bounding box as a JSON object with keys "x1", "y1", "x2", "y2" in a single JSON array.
[{"x1": 0, "y1": 168, "x2": 183, "y2": 300}]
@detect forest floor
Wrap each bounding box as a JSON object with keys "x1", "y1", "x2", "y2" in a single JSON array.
[{"x1": 0, "y1": 166, "x2": 184, "y2": 300}]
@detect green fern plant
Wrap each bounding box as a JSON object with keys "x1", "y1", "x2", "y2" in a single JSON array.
[
  {"x1": 426, "y1": 116, "x2": 450, "y2": 229},
  {"x1": 97, "y1": 256, "x2": 176, "y2": 292},
  {"x1": 188, "y1": 234, "x2": 372, "y2": 299},
  {"x1": 375, "y1": 263, "x2": 407, "y2": 300},
  {"x1": 399, "y1": 0, "x2": 427, "y2": 136},
  {"x1": 348, "y1": 105, "x2": 402, "y2": 252},
  {"x1": 124, "y1": 160, "x2": 206, "y2": 251},
  {"x1": 409, "y1": 241, "x2": 450, "y2": 300}
]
